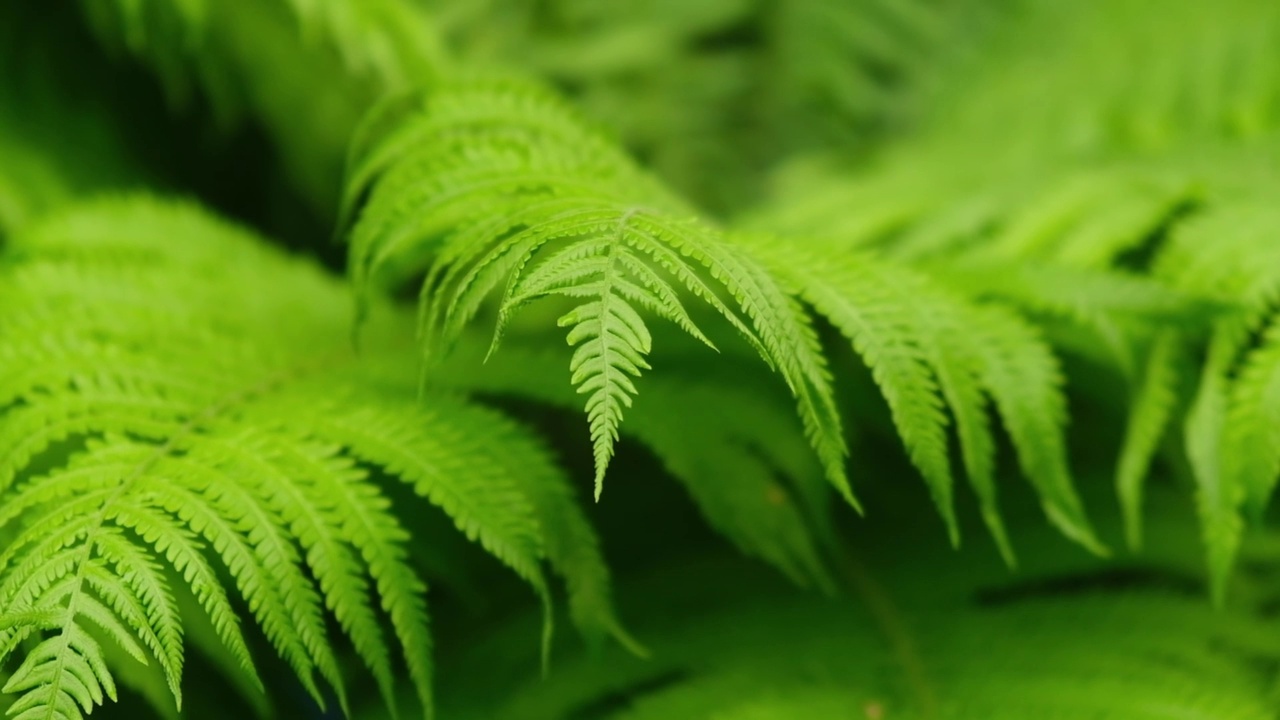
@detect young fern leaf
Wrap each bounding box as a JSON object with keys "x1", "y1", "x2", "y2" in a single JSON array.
[
  {"x1": 511, "y1": 211, "x2": 679, "y2": 498},
  {"x1": 0, "y1": 196, "x2": 627, "y2": 718},
  {"x1": 341, "y1": 77, "x2": 850, "y2": 502}
]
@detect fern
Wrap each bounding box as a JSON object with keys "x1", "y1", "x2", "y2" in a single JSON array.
[
  {"x1": 338, "y1": 72, "x2": 1209, "y2": 563},
  {"x1": 1149, "y1": 201, "x2": 1280, "y2": 599},
  {"x1": 0, "y1": 196, "x2": 626, "y2": 717},
  {"x1": 8, "y1": 1, "x2": 1280, "y2": 717},
  {"x1": 742, "y1": 0, "x2": 1280, "y2": 601},
  {"x1": 743, "y1": 235, "x2": 1111, "y2": 559},
  {"x1": 342, "y1": 77, "x2": 850, "y2": 504}
]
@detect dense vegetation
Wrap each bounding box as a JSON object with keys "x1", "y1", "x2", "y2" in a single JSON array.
[{"x1": 3, "y1": 1, "x2": 1280, "y2": 718}]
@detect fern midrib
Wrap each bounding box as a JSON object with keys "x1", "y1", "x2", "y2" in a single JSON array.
[
  {"x1": 22, "y1": 352, "x2": 347, "y2": 718},
  {"x1": 589, "y1": 210, "x2": 635, "y2": 500}
]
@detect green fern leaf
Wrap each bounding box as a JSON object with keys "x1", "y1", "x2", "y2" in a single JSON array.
[
  {"x1": 342, "y1": 77, "x2": 850, "y2": 502},
  {"x1": 3, "y1": 622, "x2": 118, "y2": 720},
  {"x1": 1182, "y1": 325, "x2": 1248, "y2": 604},
  {"x1": 0, "y1": 195, "x2": 628, "y2": 717},
  {"x1": 1154, "y1": 202, "x2": 1280, "y2": 600},
  {"x1": 749, "y1": 239, "x2": 958, "y2": 539},
  {"x1": 745, "y1": 237, "x2": 1101, "y2": 558},
  {"x1": 964, "y1": 304, "x2": 1105, "y2": 555}
]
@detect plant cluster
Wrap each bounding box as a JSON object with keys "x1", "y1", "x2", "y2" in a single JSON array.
[{"x1": 2, "y1": 1, "x2": 1280, "y2": 718}]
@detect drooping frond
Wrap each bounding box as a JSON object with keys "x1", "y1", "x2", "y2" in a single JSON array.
[
  {"x1": 737, "y1": 0, "x2": 1280, "y2": 601},
  {"x1": 0, "y1": 195, "x2": 628, "y2": 717},
  {"x1": 342, "y1": 77, "x2": 849, "y2": 503},
  {"x1": 1226, "y1": 320, "x2": 1280, "y2": 517},
  {"x1": 1150, "y1": 201, "x2": 1280, "y2": 599},
  {"x1": 743, "y1": 236, "x2": 1103, "y2": 559},
  {"x1": 13, "y1": 0, "x2": 1280, "y2": 717}
]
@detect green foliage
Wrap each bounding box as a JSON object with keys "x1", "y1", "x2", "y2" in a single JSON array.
[
  {"x1": 83, "y1": 0, "x2": 444, "y2": 215},
  {"x1": 430, "y1": 494, "x2": 1280, "y2": 720},
  {"x1": 343, "y1": 78, "x2": 849, "y2": 504},
  {"x1": 747, "y1": 0, "x2": 1280, "y2": 601},
  {"x1": 3, "y1": 0, "x2": 1280, "y2": 718},
  {"x1": 0, "y1": 197, "x2": 624, "y2": 717}
]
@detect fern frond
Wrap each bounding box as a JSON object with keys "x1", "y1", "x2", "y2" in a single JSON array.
[
  {"x1": 745, "y1": 237, "x2": 1101, "y2": 559},
  {"x1": 963, "y1": 303, "x2": 1105, "y2": 556},
  {"x1": 2, "y1": 620, "x2": 119, "y2": 720},
  {"x1": 1152, "y1": 201, "x2": 1280, "y2": 599},
  {"x1": 749, "y1": 240, "x2": 956, "y2": 534},
  {"x1": 0, "y1": 195, "x2": 628, "y2": 717},
  {"x1": 735, "y1": 0, "x2": 1280, "y2": 599},
  {"x1": 343, "y1": 77, "x2": 850, "y2": 502}
]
